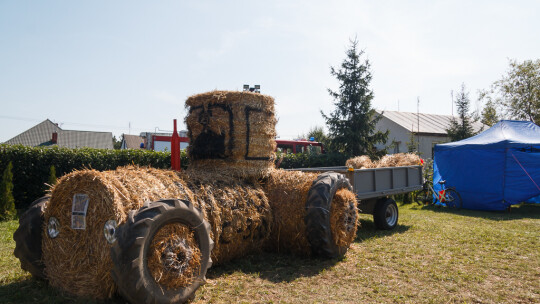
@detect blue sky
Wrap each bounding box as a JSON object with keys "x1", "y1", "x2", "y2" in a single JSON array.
[{"x1": 1, "y1": 0, "x2": 539, "y2": 142}]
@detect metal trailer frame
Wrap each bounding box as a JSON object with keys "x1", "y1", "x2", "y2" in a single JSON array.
[{"x1": 294, "y1": 165, "x2": 423, "y2": 228}]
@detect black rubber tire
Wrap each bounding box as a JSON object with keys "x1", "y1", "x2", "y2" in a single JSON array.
[
  {"x1": 111, "y1": 199, "x2": 214, "y2": 304},
  {"x1": 445, "y1": 189, "x2": 463, "y2": 209},
  {"x1": 13, "y1": 196, "x2": 49, "y2": 280},
  {"x1": 304, "y1": 172, "x2": 353, "y2": 258},
  {"x1": 373, "y1": 198, "x2": 399, "y2": 230}
]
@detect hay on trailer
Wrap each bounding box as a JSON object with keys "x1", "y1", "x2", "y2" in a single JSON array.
[
  {"x1": 147, "y1": 223, "x2": 201, "y2": 290},
  {"x1": 185, "y1": 90, "x2": 277, "y2": 179},
  {"x1": 329, "y1": 189, "x2": 358, "y2": 248},
  {"x1": 346, "y1": 155, "x2": 376, "y2": 169},
  {"x1": 42, "y1": 166, "x2": 273, "y2": 298},
  {"x1": 375, "y1": 153, "x2": 422, "y2": 168},
  {"x1": 346, "y1": 153, "x2": 422, "y2": 169}
]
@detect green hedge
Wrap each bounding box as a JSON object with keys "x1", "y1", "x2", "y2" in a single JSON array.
[
  {"x1": 0, "y1": 145, "x2": 188, "y2": 210},
  {"x1": 0, "y1": 144, "x2": 347, "y2": 210},
  {"x1": 277, "y1": 152, "x2": 348, "y2": 169}
]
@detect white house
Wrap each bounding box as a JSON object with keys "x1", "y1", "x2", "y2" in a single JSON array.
[{"x1": 375, "y1": 111, "x2": 485, "y2": 159}]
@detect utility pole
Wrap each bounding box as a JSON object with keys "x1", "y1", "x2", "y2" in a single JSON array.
[
  {"x1": 417, "y1": 97, "x2": 420, "y2": 152},
  {"x1": 451, "y1": 90, "x2": 454, "y2": 116}
]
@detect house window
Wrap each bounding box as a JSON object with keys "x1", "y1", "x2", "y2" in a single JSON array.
[{"x1": 393, "y1": 141, "x2": 401, "y2": 154}]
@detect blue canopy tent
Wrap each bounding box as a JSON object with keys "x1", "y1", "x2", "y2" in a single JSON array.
[{"x1": 433, "y1": 120, "x2": 540, "y2": 211}]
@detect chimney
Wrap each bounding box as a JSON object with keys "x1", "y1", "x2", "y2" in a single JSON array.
[{"x1": 52, "y1": 132, "x2": 58, "y2": 144}]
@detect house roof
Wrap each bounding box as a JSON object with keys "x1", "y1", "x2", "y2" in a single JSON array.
[
  {"x1": 56, "y1": 130, "x2": 113, "y2": 149},
  {"x1": 4, "y1": 119, "x2": 61, "y2": 147},
  {"x1": 122, "y1": 134, "x2": 144, "y2": 149},
  {"x1": 4, "y1": 119, "x2": 113, "y2": 149},
  {"x1": 381, "y1": 111, "x2": 485, "y2": 135}
]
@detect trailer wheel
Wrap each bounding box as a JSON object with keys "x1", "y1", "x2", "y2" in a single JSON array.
[
  {"x1": 111, "y1": 199, "x2": 213, "y2": 304},
  {"x1": 13, "y1": 196, "x2": 49, "y2": 280},
  {"x1": 305, "y1": 172, "x2": 353, "y2": 258},
  {"x1": 373, "y1": 198, "x2": 398, "y2": 230}
]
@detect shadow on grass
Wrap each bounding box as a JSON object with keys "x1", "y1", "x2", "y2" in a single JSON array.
[
  {"x1": 418, "y1": 203, "x2": 540, "y2": 221},
  {"x1": 355, "y1": 218, "x2": 411, "y2": 242},
  {"x1": 206, "y1": 251, "x2": 342, "y2": 283},
  {"x1": 0, "y1": 278, "x2": 126, "y2": 304}
]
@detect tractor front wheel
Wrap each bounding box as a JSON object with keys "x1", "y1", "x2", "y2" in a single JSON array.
[{"x1": 111, "y1": 199, "x2": 213, "y2": 304}]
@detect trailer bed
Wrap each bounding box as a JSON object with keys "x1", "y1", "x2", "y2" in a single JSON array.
[{"x1": 295, "y1": 165, "x2": 423, "y2": 200}]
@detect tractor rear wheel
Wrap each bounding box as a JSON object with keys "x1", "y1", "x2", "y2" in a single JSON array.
[
  {"x1": 304, "y1": 172, "x2": 353, "y2": 258},
  {"x1": 13, "y1": 196, "x2": 49, "y2": 279},
  {"x1": 111, "y1": 199, "x2": 213, "y2": 304}
]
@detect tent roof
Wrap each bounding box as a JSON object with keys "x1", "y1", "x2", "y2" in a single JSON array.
[{"x1": 435, "y1": 120, "x2": 540, "y2": 151}]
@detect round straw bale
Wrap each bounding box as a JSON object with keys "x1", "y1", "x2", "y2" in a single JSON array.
[
  {"x1": 262, "y1": 169, "x2": 318, "y2": 255},
  {"x1": 42, "y1": 167, "x2": 196, "y2": 299},
  {"x1": 263, "y1": 169, "x2": 358, "y2": 257},
  {"x1": 185, "y1": 90, "x2": 277, "y2": 179},
  {"x1": 42, "y1": 170, "x2": 131, "y2": 299},
  {"x1": 345, "y1": 155, "x2": 375, "y2": 169}
]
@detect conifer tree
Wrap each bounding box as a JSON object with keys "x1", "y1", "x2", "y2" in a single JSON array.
[
  {"x1": 322, "y1": 38, "x2": 388, "y2": 158},
  {"x1": 0, "y1": 162, "x2": 16, "y2": 220},
  {"x1": 446, "y1": 83, "x2": 479, "y2": 141},
  {"x1": 48, "y1": 165, "x2": 57, "y2": 186}
]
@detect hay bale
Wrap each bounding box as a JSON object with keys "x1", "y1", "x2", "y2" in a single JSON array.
[
  {"x1": 42, "y1": 167, "x2": 195, "y2": 299},
  {"x1": 263, "y1": 169, "x2": 318, "y2": 255},
  {"x1": 346, "y1": 155, "x2": 375, "y2": 169},
  {"x1": 185, "y1": 90, "x2": 277, "y2": 179},
  {"x1": 263, "y1": 169, "x2": 358, "y2": 256},
  {"x1": 180, "y1": 169, "x2": 272, "y2": 264},
  {"x1": 42, "y1": 166, "x2": 272, "y2": 298},
  {"x1": 375, "y1": 153, "x2": 421, "y2": 168}
]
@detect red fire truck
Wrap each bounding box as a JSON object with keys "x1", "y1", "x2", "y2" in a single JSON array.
[{"x1": 275, "y1": 139, "x2": 325, "y2": 154}]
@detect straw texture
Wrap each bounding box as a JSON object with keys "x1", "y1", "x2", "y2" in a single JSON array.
[
  {"x1": 346, "y1": 153, "x2": 422, "y2": 169},
  {"x1": 147, "y1": 223, "x2": 202, "y2": 290},
  {"x1": 185, "y1": 90, "x2": 277, "y2": 179},
  {"x1": 42, "y1": 166, "x2": 273, "y2": 298}
]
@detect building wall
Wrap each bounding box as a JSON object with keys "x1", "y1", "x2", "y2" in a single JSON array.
[{"x1": 375, "y1": 116, "x2": 449, "y2": 159}]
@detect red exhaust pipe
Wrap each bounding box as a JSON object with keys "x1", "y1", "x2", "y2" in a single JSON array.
[{"x1": 171, "y1": 119, "x2": 181, "y2": 171}]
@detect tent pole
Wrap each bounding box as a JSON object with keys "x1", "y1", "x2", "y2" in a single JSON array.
[{"x1": 502, "y1": 148, "x2": 508, "y2": 208}]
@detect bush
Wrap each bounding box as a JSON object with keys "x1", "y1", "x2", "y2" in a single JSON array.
[
  {"x1": 0, "y1": 145, "x2": 189, "y2": 210},
  {"x1": 0, "y1": 144, "x2": 346, "y2": 211},
  {"x1": 277, "y1": 152, "x2": 348, "y2": 169}
]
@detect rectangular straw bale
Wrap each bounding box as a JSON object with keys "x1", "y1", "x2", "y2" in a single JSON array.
[{"x1": 185, "y1": 90, "x2": 277, "y2": 179}]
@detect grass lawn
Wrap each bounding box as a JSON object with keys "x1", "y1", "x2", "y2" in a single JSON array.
[{"x1": 1, "y1": 203, "x2": 539, "y2": 303}]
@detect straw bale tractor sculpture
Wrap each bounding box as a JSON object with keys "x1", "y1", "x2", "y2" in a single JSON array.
[{"x1": 13, "y1": 91, "x2": 358, "y2": 304}]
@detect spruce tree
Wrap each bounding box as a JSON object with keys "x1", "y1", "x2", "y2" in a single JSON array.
[
  {"x1": 322, "y1": 38, "x2": 388, "y2": 158},
  {"x1": 0, "y1": 162, "x2": 16, "y2": 220},
  {"x1": 446, "y1": 83, "x2": 479, "y2": 141}
]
